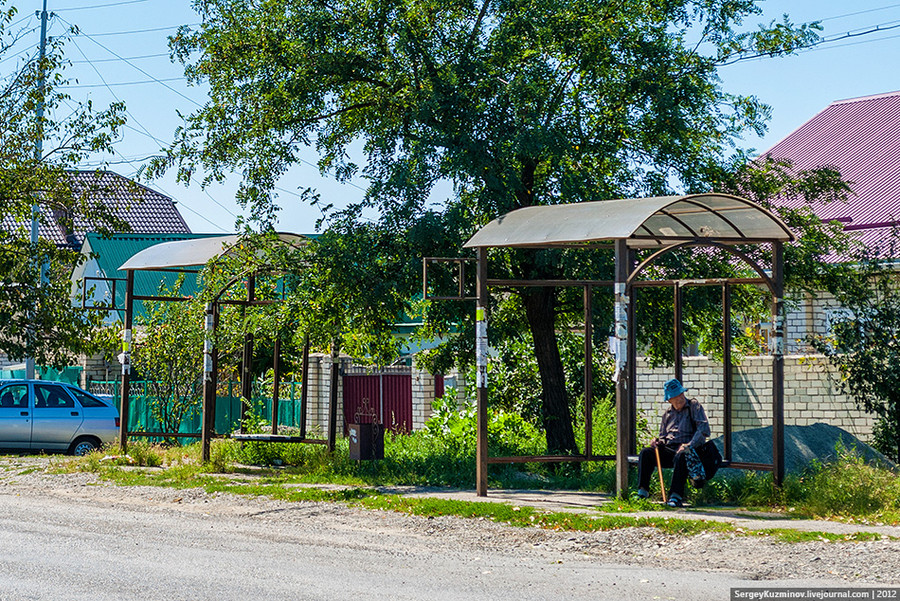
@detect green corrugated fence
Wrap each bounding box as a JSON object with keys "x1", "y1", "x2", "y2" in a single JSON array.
[
  {"x1": 0, "y1": 366, "x2": 83, "y2": 384},
  {"x1": 88, "y1": 380, "x2": 306, "y2": 439}
]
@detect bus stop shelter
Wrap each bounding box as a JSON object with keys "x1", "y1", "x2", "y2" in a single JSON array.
[
  {"x1": 454, "y1": 193, "x2": 794, "y2": 497},
  {"x1": 115, "y1": 233, "x2": 336, "y2": 461}
]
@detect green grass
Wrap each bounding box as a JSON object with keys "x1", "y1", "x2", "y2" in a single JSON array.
[
  {"x1": 689, "y1": 449, "x2": 900, "y2": 524},
  {"x1": 747, "y1": 528, "x2": 887, "y2": 543},
  {"x1": 50, "y1": 455, "x2": 892, "y2": 544},
  {"x1": 48, "y1": 418, "x2": 900, "y2": 532}
]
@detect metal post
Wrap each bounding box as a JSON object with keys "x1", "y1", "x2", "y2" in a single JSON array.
[
  {"x1": 210, "y1": 305, "x2": 219, "y2": 447},
  {"x1": 201, "y1": 301, "x2": 217, "y2": 462},
  {"x1": 118, "y1": 270, "x2": 134, "y2": 452},
  {"x1": 25, "y1": 0, "x2": 50, "y2": 381},
  {"x1": 379, "y1": 372, "x2": 385, "y2": 426},
  {"x1": 723, "y1": 284, "x2": 733, "y2": 462},
  {"x1": 614, "y1": 239, "x2": 630, "y2": 497},
  {"x1": 299, "y1": 335, "x2": 310, "y2": 439},
  {"x1": 475, "y1": 247, "x2": 489, "y2": 497},
  {"x1": 627, "y1": 247, "x2": 637, "y2": 456},
  {"x1": 674, "y1": 283, "x2": 683, "y2": 382},
  {"x1": 327, "y1": 341, "x2": 340, "y2": 452},
  {"x1": 240, "y1": 274, "x2": 256, "y2": 424},
  {"x1": 459, "y1": 260, "x2": 466, "y2": 299},
  {"x1": 772, "y1": 242, "x2": 785, "y2": 486},
  {"x1": 271, "y1": 335, "x2": 281, "y2": 435},
  {"x1": 583, "y1": 285, "x2": 593, "y2": 458}
]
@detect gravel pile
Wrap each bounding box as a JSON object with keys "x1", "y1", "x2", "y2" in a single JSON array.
[{"x1": 712, "y1": 423, "x2": 895, "y2": 474}]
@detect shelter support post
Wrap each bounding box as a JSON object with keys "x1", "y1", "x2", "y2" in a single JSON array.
[
  {"x1": 626, "y1": 247, "x2": 637, "y2": 456},
  {"x1": 772, "y1": 242, "x2": 786, "y2": 486},
  {"x1": 240, "y1": 274, "x2": 256, "y2": 424},
  {"x1": 583, "y1": 285, "x2": 593, "y2": 458},
  {"x1": 614, "y1": 239, "x2": 630, "y2": 497},
  {"x1": 723, "y1": 285, "x2": 733, "y2": 462},
  {"x1": 118, "y1": 269, "x2": 135, "y2": 452},
  {"x1": 327, "y1": 341, "x2": 340, "y2": 452},
  {"x1": 674, "y1": 284, "x2": 683, "y2": 382},
  {"x1": 299, "y1": 335, "x2": 310, "y2": 439},
  {"x1": 476, "y1": 247, "x2": 489, "y2": 496},
  {"x1": 271, "y1": 335, "x2": 281, "y2": 435},
  {"x1": 201, "y1": 301, "x2": 218, "y2": 463}
]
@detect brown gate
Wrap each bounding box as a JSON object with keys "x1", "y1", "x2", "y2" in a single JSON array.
[{"x1": 342, "y1": 367, "x2": 413, "y2": 434}]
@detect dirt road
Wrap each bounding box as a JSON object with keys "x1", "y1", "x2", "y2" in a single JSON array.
[{"x1": 0, "y1": 458, "x2": 897, "y2": 600}]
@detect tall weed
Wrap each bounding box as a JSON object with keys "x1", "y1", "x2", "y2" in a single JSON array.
[{"x1": 693, "y1": 446, "x2": 900, "y2": 521}]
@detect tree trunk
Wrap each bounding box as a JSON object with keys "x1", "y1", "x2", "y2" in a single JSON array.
[{"x1": 523, "y1": 286, "x2": 578, "y2": 455}]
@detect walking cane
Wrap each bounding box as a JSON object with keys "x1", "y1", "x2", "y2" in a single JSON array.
[{"x1": 654, "y1": 446, "x2": 667, "y2": 503}]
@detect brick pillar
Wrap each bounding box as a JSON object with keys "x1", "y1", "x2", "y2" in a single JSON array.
[
  {"x1": 79, "y1": 352, "x2": 113, "y2": 389},
  {"x1": 305, "y1": 353, "x2": 325, "y2": 436},
  {"x1": 411, "y1": 368, "x2": 435, "y2": 431}
]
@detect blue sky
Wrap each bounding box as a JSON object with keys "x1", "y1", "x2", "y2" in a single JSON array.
[{"x1": 8, "y1": 0, "x2": 900, "y2": 234}]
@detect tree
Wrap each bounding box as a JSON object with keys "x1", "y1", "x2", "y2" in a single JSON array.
[
  {"x1": 808, "y1": 239, "x2": 900, "y2": 464},
  {"x1": 0, "y1": 3, "x2": 126, "y2": 366},
  {"x1": 156, "y1": 0, "x2": 821, "y2": 454},
  {"x1": 130, "y1": 279, "x2": 205, "y2": 440}
]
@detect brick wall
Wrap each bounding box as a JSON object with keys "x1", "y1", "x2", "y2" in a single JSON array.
[
  {"x1": 785, "y1": 291, "x2": 843, "y2": 353},
  {"x1": 636, "y1": 355, "x2": 875, "y2": 442}
]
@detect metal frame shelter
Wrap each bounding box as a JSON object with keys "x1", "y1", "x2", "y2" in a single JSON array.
[
  {"x1": 450, "y1": 193, "x2": 794, "y2": 497},
  {"x1": 115, "y1": 233, "x2": 335, "y2": 461}
]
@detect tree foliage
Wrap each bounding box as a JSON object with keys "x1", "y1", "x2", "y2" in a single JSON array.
[
  {"x1": 157, "y1": 0, "x2": 825, "y2": 453},
  {"x1": 0, "y1": 3, "x2": 126, "y2": 365},
  {"x1": 131, "y1": 278, "x2": 205, "y2": 439},
  {"x1": 808, "y1": 238, "x2": 900, "y2": 464}
]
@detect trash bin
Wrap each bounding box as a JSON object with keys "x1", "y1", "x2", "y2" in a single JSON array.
[{"x1": 348, "y1": 422, "x2": 384, "y2": 460}]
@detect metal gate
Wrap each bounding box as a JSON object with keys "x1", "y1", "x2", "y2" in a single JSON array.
[{"x1": 342, "y1": 366, "x2": 412, "y2": 434}]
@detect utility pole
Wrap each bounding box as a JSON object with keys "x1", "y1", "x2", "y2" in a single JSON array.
[{"x1": 26, "y1": 0, "x2": 49, "y2": 380}]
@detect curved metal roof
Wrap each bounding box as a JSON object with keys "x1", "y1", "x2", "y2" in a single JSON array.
[
  {"x1": 463, "y1": 194, "x2": 795, "y2": 249},
  {"x1": 119, "y1": 233, "x2": 308, "y2": 271}
]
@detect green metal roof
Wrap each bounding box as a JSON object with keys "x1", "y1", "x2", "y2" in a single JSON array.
[{"x1": 83, "y1": 233, "x2": 224, "y2": 318}]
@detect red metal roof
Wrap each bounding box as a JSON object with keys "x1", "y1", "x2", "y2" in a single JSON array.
[{"x1": 763, "y1": 90, "x2": 900, "y2": 240}]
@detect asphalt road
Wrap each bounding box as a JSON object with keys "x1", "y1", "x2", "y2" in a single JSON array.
[{"x1": 0, "y1": 478, "x2": 856, "y2": 601}]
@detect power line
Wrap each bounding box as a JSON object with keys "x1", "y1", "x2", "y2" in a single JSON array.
[
  {"x1": 58, "y1": 15, "x2": 203, "y2": 109},
  {"x1": 61, "y1": 42, "x2": 239, "y2": 227},
  {"x1": 723, "y1": 19, "x2": 900, "y2": 65},
  {"x1": 62, "y1": 76, "x2": 185, "y2": 89},
  {"x1": 8, "y1": 11, "x2": 35, "y2": 29},
  {"x1": 68, "y1": 38, "x2": 168, "y2": 146},
  {"x1": 0, "y1": 37, "x2": 39, "y2": 67},
  {"x1": 805, "y1": 29, "x2": 900, "y2": 52},
  {"x1": 54, "y1": 0, "x2": 151, "y2": 12},
  {"x1": 100, "y1": 140, "x2": 229, "y2": 232},
  {"x1": 820, "y1": 3, "x2": 900, "y2": 23},
  {"x1": 70, "y1": 52, "x2": 169, "y2": 64},
  {"x1": 80, "y1": 24, "x2": 197, "y2": 37}
]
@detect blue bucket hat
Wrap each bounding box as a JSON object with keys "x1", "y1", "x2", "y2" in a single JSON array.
[{"x1": 664, "y1": 378, "x2": 686, "y2": 401}]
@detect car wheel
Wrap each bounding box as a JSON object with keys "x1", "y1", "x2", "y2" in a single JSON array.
[{"x1": 70, "y1": 438, "x2": 100, "y2": 456}]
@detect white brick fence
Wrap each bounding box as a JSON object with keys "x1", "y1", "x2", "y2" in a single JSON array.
[{"x1": 636, "y1": 355, "x2": 875, "y2": 443}]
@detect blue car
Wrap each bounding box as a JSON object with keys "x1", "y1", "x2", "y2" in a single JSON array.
[{"x1": 0, "y1": 380, "x2": 120, "y2": 455}]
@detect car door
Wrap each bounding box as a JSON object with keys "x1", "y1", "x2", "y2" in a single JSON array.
[
  {"x1": 31, "y1": 383, "x2": 84, "y2": 450},
  {"x1": 0, "y1": 383, "x2": 32, "y2": 448}
]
